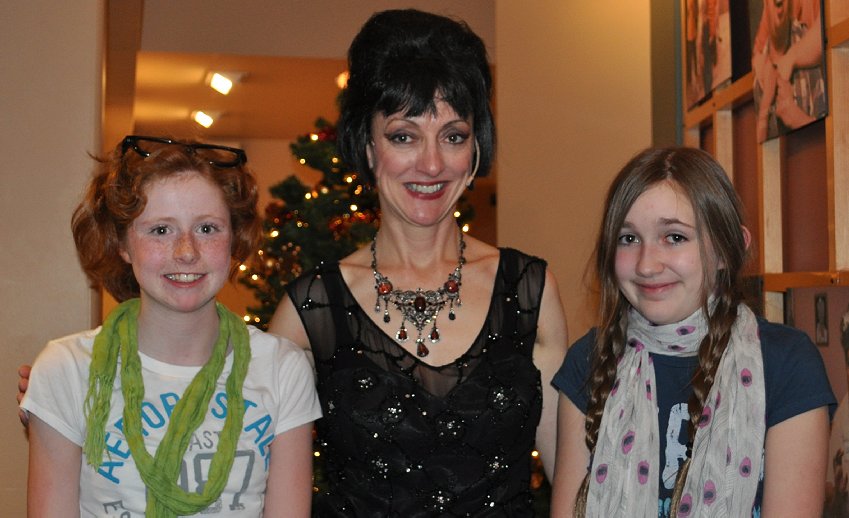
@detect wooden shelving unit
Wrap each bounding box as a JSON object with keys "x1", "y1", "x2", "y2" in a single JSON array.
[{"x1": 681, "y1": 1, "x2": 849, "y2": 323}]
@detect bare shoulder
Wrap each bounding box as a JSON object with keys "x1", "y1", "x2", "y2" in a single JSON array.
[
  {"x1": 338, "y1": 244, "x2": 374, "y2": 295},
  {"x1": 461, "y1": 235, "x2": 500, "y2": 272},
  {"x1": 268, "y1": 293, "x2": 310, "y2": 350}
]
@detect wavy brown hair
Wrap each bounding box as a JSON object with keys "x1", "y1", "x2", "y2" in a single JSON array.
[
  {"x1": 72, "y1": 137, "x2": 261, "y2": 301},
  {"x1": 575, "y1": 147, "x2": 750, "y2": 516}
]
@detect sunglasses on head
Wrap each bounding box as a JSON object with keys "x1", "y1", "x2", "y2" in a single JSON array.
[{"x1": 121, "y1": 135, "x2": 247, "y2": 168}]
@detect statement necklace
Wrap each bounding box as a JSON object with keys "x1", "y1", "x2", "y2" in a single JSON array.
[{"x1": 372, "y1": 231, "x2": 465, "y2": 357}]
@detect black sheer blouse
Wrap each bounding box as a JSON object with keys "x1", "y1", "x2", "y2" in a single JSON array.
[{"x1": 286, "y1": 248, "x2": 547, "y2": 517}]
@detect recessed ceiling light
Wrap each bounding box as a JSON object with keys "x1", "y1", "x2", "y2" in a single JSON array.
[
  {"x1": 206, "y1": 71, "x2": 246, "y2": 95},
  {"x1": 192, "y1": 110, "x2": 219, "y2": 128}
]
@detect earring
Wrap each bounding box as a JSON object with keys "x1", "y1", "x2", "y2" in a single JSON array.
[
  {"x1": 366, "y1": 140, "x2": 375, "y2": 170},
  {"x1": 467, "y1": 139, "x2": 480, "y2": 190}
]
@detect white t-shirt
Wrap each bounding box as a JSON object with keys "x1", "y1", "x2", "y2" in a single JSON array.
[{"x1": 21, "y1": 325, "x2": 321, "y2": 517}]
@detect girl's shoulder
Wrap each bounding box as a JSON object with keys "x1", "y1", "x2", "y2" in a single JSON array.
[
  {"x1": 35, "y1": 328, "x2": 101, "y2": 367},
  {"x1": 246, "y1": 326, "x2": 310, "y2": 359},
  {"x1": 756, "y1": 318, "x2": 837, "y2": 425},
  {"x1": 756, "y1": 318, "x2": 819, "y2": 358},
  {"x1": 568, "y1": 328, "x2": 597, "y2": 354}
]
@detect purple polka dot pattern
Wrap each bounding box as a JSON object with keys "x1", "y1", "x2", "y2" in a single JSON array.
[
  {"x1": 677, "y1": 325, "x2": 696, "y2": 335},
  {"x1": 739, "y1": 457, "x2": 752, "y2": 477},
  {"x1": 595, "y1": 464, "x2": 608, "y2": 484},
  {"x1": 703, "y1": 480, "x2": 716, "y2": 505},
  {"x1": 678, "y1": 493, "x2": 693, "y2": 516},
  {"x1": 699, "y1": 406, "x2": 712, "y2": 428},
  {"x1": 740, "y1": 368, "x2": 753, "y2": 387},
  {"x1": 622, "y1": 431, "x2": 635, "y2": 454},
  {"x1": 637, "y1": 461, "x2": 650, "y2": 485}
]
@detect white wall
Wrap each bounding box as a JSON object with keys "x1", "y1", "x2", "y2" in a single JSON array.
[
  {"x1": 495, "y1": 0, "x2": 654, "y2": 338},
  {"x1": 0, "y1": 1, "x2": 104, "y2": 514}
]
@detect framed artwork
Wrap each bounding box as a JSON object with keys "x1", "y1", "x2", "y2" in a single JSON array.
[
  {"x1": 785, "y1": 286, "x2": 849, "y2": 515},
  {"x1": 684, "y1": 0, "x2": 734, "y2": 108},
  {"x1": 749, "y1": 0, "x2": 828, "y2": 142}
]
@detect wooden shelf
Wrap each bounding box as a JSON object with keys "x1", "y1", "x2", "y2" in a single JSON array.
[
  {"x1": 762, "y1": 271, "x2": 849, "y2": 292},
  {"x1": 683, "y1": 72, "x2": 753, "y2": 129},
  {"x1": 831, "y1": 16, "x2": 849, "y2": 48}
]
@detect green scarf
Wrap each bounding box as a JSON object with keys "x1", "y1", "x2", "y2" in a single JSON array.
[{"x1": 83, "y1": 298, "x2": 251, "y2": 517}]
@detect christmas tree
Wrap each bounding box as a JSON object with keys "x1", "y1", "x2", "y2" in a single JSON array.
[{"x1": 239, "y1": 117, "x2": 379, "y2": 327}]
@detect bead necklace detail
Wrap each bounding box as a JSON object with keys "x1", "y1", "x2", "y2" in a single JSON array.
[{"x1": 372, "y1": 231, "x2": 465, "y2": 357}]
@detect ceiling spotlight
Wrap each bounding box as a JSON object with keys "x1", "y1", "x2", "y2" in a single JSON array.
[
  {"x1": 210, "y1": 73, "x2": 233, "y2": 95},
  {"x1": 206, "y1": 71, "x2": 246, "y2": 95},
  {"x1": 192, "y1": 110, "x2": 219, "y2": 128}
]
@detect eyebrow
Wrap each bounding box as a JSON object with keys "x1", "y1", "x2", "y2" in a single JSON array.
[
  {"x1": 620, "y1": 217, "x2": 696, "y2": 229},
  {"x1": 657, "y1": 217, "x2": 695, "y2": 228}
]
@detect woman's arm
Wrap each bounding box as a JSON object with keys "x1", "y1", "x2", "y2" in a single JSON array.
[
  {"x1": 761, "y1": 406, "x2": 829, "y2": 517},
  {"x1": 532, "y1": 269, "x2": 568, "y2": 481},
  {"x1": 262, "y1": 423, "x2": 314, "y2": 517},
  {"x1": 550, "y1": 394, "x2": 590, "y2": 517},
  {"x1": 28, "y1": 414, "x2": 81, "y2": 517}
]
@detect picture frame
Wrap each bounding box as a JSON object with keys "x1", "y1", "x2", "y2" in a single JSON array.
[{"x1": 749, "y1": 0, "x2": 828, "y2": 142}]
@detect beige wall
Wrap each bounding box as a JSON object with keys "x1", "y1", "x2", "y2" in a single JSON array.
[
  {"x1": 495, "y1": 0, "x2": 653, "y2": 338},
  {"x1": 0, "y1": 1, "x2": 104, "y2": 514}
]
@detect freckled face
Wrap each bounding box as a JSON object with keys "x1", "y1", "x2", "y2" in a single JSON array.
[
  {"x1": 367, "y1": 99, "x2": 474, "y2": 228},
  {"x1": 614, "y1": 181, "x2": 717, "y2": 325},
  {"x1": 119, "y1": 173, "x2": 233, "y2": 317}
]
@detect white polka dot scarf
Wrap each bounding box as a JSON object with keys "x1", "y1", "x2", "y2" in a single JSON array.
[{"x1": 585, "y1": 304, "x2": 765, "y2": 517}]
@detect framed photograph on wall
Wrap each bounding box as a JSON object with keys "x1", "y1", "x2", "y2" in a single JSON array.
[
  {"x1": 685, "y1": 0, "x2": 734, "y2": 108},
  {"x1": 749, "y1": 0, "x2": 828, "y2": 142}
]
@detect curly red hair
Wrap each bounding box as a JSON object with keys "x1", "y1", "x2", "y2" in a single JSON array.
[{"x1": 72, "y1": 138, "x2": 261, "y2": 301}]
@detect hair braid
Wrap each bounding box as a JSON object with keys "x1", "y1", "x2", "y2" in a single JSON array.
[{"x1": 669, "y1": 296, "x2": 740, "y2": 515}]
